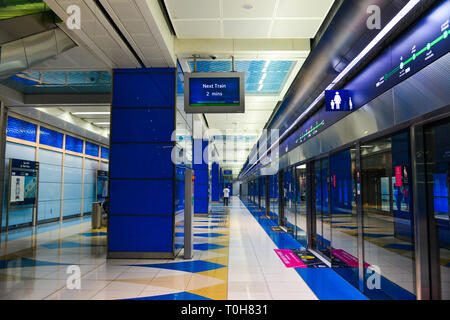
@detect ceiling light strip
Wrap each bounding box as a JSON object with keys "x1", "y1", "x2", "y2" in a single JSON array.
[{"x1": 241, "y1": 0, "x2": 421, "y2": 178}]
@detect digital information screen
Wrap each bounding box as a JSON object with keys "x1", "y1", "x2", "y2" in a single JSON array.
[{"x1": 185, "y1": 72, "x2": 245, "y2": 114}]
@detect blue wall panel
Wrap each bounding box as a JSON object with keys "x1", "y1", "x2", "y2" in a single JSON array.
[
  {"x1": 108, "y1": 68, "x2": 176, "y2": 257},
  {"x1": 108, "y1": 215, "x2": 174, "y2": 252},
  {"x1": 111, "y1": 108, "x2": 174, "y2": 143},
  {"x1": 65, "y1": 135, "x2": 83, "y2": 153},
  {"x1": 101, "y1": 147, "x2": 109, "y2": 160},
  {"x1": 112, "y1": 70, "x2": 175, "y2": 108},
  {"x1": 110, "y1": 144, "x2": 174, "y2": 179},
  {"x1": 85, "y1": 142, "x2": 99, "y2": 157},
  {"x1": 109, "y1": 179, "x2": 173, "y2": 215},
  {"x1": 39, "y1": 127, "x2": 63, "y2": 149},
  {"x1": 193, "y1": 139, "x2": 209, "y2": 214},
  {"x1": 6, "y1": 116, "x2": 36, "y2": 142},
  {"x1": 211, "y1": 162, "x2": 219, "y2": 201}
]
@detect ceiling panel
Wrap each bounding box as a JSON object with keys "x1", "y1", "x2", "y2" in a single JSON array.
[
  {"x1": 222, "y1": 0, "x2": 277, "y2": 18},
  {"x1": 276, "y1": 0, "x2": 334, "y2": 18},
  {"x1": 223, "y1": 20, "x2": 272, "y2": 38},
  {"x1": 164, "y1": 0, "x2": 335, "y2": 38},
  {"x1": 173, "y1": 20, "x2": 222, "y2": 39},
  {"x1": 165, "y1": 0, "x2": 221, "y2": 19}
]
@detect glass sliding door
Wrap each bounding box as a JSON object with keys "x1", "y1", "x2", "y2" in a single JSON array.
[
  {"x1": 424, "y1": 120, "x2": 450, "y2": 300},
  {"x1": 361, "y1": 132, "x2": 415, "y2": 300},
  {"x1": 330, "y1": 148, "x2": 359, "y2": 287},
  {"x1": 270, "y1": 174, "x2": 279, "y2": 222},
  {"x1": 260, "y1": 176, "x2": 266, "y2": 211},
  {"x1": 314, "y1": 158, "x2": 331, "y2": 259},
  {"x1": 283, "y1": 166, "x2": 296, "y2": 235},
  {"x1": 295, "y1": 164, "x2": 308, "y2": 246}
]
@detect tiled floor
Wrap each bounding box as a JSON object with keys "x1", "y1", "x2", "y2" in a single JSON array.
[{"x1": 0, "y1": 197, "x2": 320, "y2": 300}]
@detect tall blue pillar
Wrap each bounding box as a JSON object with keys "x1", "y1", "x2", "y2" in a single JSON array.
[
  {"x1": 211, "y1": 162, "x2": 220, "y2": 202},
  {"x1": 108, "y1": 68, "x2": 177, "y2": 259},
  {"x1": 193, "y1": 140, "x2": 209, "y2": 215}
]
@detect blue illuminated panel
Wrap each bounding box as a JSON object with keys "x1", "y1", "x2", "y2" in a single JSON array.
[
  {"x1": 189, "y1": 77, "x2": 240, "y2": 106},
  {"x1": 6, "y1": 116, "x2": 36, "y2": 142},
  {"x1": 39, "y1": 127, "x2": 63, "y2": 149},
  {"x1": 101, "y1": 147, "x2": 109, "y2": 160},
  {"x1": 85, "y1": 141, "x2": 99, "y2": 157},
  {"x1": 65, "y1": 135, "x2": 83, "y2": 153}
]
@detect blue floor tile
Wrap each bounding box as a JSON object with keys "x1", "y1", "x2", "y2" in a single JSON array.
[
  {"x1": 129, "y1": 260, "x2": 225, "y2": 273},
  {"x1": 128, "y1": 292, "x2": 211, "y2": 300},
  {"x1": 194, "y1": 243, "x2": 226, "y2": 251}
]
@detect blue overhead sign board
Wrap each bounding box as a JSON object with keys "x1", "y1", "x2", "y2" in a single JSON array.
[
  {"x1": 325, "y1": 90, "x2": 354, "y2": 112},
  {"x1": 276, "y1": 1, "x2": 450, "y2": 159}
]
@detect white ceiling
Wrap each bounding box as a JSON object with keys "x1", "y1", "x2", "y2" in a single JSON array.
[
  {"x1": 164, "y1": 0, "x2": 335, "y2": 39},
  {"x1": 36, "y1": 0, "x2": 335, "y2": 175}
]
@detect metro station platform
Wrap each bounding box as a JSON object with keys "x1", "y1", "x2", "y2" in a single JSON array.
[{"x1": 0, "y1": 197, "x2": 367, "y2": 300}]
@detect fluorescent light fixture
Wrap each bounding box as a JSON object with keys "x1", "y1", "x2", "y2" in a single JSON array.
[
  {"x1": 241, "y1": 0, "x2": 421, "y2": 178},
  {"x1": 93, "y1": 122, "x2": 110, "y2": 125},
  {"x1": 73, "y1": 112, "x2": 110, "y2": 115},
  {"x1": 296, "y1": 164, "x2": 306, "y2": 169}
]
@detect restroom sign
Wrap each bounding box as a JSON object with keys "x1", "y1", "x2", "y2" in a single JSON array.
[{"x1": 325, "y1": 90, "x2": 354, "y2": 112}]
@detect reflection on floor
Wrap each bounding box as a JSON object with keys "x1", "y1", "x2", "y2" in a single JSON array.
[{"x1": 0, "y1": 197, "x2": 323, "y2": 300}]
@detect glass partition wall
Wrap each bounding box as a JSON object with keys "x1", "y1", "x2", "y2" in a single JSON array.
[{"x1": 361, "y1": 131, "x2": 415, "y2": 300}]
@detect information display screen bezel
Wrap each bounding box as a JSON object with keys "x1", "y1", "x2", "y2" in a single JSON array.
[{"x1": 184, "y1": 72, "x2": 245, "y2": 114}]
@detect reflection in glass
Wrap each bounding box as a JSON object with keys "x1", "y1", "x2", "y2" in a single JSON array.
[
  {"x1": 270, "y1": 174, "x2": 279, "y2": 223},
  {"x1": 361, "y1": 132, "x2": 415, "y2": 300},
  {"x1": 330, "y1": 149, "x2": 358, "y2": 287},
  {"x1": 425, "y1": 121, "x2": 450, "y2": 300},
  {"x1": 283, "y1": 167, "x2": 296, "y2": 235},
  {"x1": 260, "y1": 176, "x2": 266, "y2": 210},
  {"x1": 315, "y1": 158, "x2": 331, "y2": 258},
  {"x1": 295, "y1": 164, "x2": 307, "y2": 245}
]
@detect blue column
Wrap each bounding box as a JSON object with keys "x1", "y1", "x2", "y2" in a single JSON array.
[
  {"x1": 211, "y1": 162, "x2": 220, "y2": 202},
  {"x1": 108, "y1": 68, "x2": 177, "y2": 259},
  {"x1": 219, "y1": 168, "x2": 223, "y2": 199},
  {"x1": 193, "y1": 140, "x2": 209, "y2": 215}
]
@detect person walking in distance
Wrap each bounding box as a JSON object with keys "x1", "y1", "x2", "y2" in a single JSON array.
[{"x1": 223, "y1": 186, "x2": 230, "y2": 206}]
